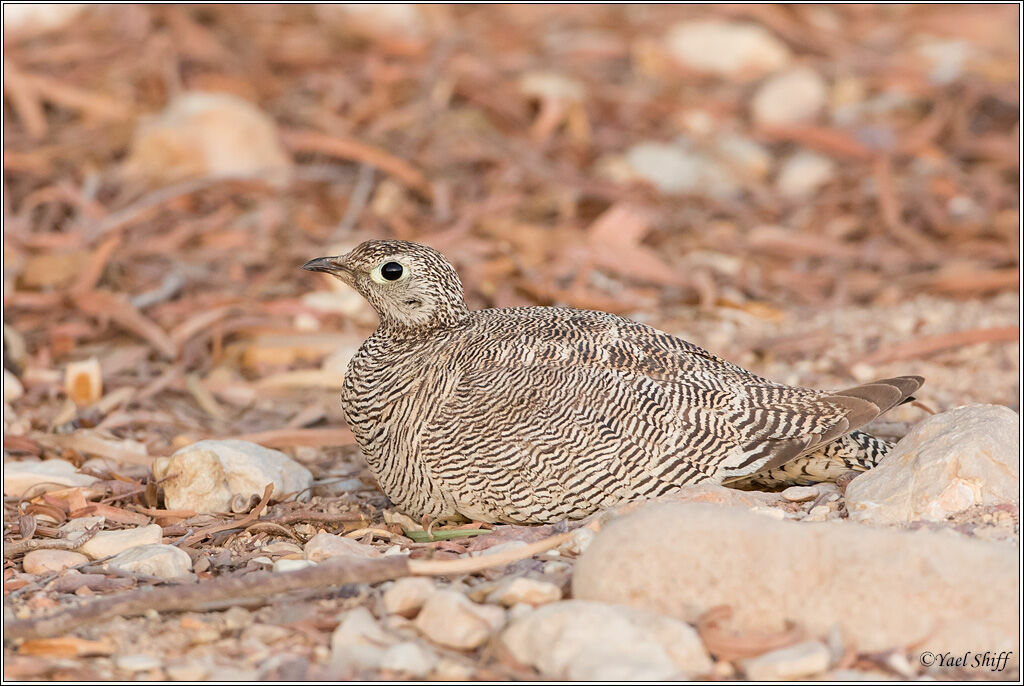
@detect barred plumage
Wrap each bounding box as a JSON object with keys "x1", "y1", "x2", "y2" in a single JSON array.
[{"x1": 304, "y1": 240, "x2": 923, "y2": 524}]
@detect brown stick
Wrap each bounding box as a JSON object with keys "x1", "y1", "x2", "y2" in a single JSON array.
[
  {"x1": 3, "y1": 526, "x2": 100, "y2": 559},
  {"x1": 3, "y1": 529, "x2": 574, "y2": 640},
  {"x1": 3, "y1": 556, "x2": 411, "y2": 640},
  {"x1": 860, "y1": 326, "x2": 1019, "y2": 365}
]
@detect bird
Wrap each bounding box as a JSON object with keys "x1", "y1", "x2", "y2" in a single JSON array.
[{"x1": 303, "y1": 240, "x2": 923, "y2": 525}]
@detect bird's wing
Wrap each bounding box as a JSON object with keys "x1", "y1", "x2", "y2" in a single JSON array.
[{"x1": 417, "y1": 308, "x2": 922, "y2": 521}]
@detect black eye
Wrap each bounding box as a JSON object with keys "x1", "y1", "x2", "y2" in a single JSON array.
[{"x1": 380, "y1": 262, "x2": 404, "y2": 281}]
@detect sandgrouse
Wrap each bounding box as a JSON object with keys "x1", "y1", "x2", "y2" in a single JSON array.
[{"x1": 304, "y1": 240, "x2": 922, "y2": 525}]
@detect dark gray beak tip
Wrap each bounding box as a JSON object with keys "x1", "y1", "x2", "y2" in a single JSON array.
[{"x1": 302, "y1": 256, "x2": 336, "y2": 274}]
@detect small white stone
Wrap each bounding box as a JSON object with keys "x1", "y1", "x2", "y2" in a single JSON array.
[
  {"x1": 107, "y1": 543, "x2": 192, "y2": 579},
  {"x1": 557, "y1": 527, "x2": 595, "y2": 557},
  {"x1": 153, "y1": 439, "x2": 313, "y2": 513},
  {"x1": 330, "y1": 606, "x2": 438, "y2": 677},
  {"x1": 273, "y1": 558, "x2": 316, "y2": 573},
  {"x1": 304, "y1": 532, "x2": 381, "y2": 563},
  {"x1": 378, "y1": 641, "x2": 438, "y2": 677},
  {"x1": 487, "y1": 577, "x2": 562, "y2": 607},
  {"x1": 715, "y1": 134, "x2": 773, "y2": 179},
  {"x1": 414, "y1": 590, "x2": 506, "y2": 650},
  {"x1": 165, "y1": 660, "x2": 209, "y2": 681},
  {"x1": 3, "y1": 369, "x2": 24, "y2": 403},
  {"x1": 383, "y1": 577, "x2": 436, "y2": 617},
  {"x1": 22, "y1": 549, "x2": 88, "y2": 574},
  {"x1": 3, "y1": 459, "x2": 98, "y2": 497},
  {"x1": 520, "y1": 71, "x2": 586, "y2": 102},
  {"x1": 77, "y1": 524, "x2": 163, "y2": 560},
  {"x1": 665, "y1": 20, "x2": 791, "y2": 79},
  {"x1": 116, "y1": 654, "x2": 162, "y2": 672},
  {"x1": 777, "y1": 151, "x2": 835, "y2": 199},
  {"x1": 742, "y1": 641, "x2": 831, "y2": 680},
  {"x1": 782, "y1": 485, "x2": 820, "y2": 502},
  {"x1": 752, "y1": 67, "x2": 828, "y2": 127}
]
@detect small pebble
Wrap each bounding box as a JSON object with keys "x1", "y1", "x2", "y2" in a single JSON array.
[
  {"x1": 742, "y1": 640, "x2": 831, "y2": 680},
  {"x1": 383, "y1": 577, "x2": 436, "y2": 617},
  {"x1": 115, "y1": 654, "x2": 162, "y2": 672},
  {"x1": 23, "y1": 550, "x2": 88, "y2": 575},
  {"x1": 273, "y1": 559, "x2": 316, "y2": 573},
  {"x1": 782, "y1": 485, "x2": 819, "y2": 502}
]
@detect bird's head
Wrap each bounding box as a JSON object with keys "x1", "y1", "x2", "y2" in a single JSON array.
[{"x1": 303, "y1": 240, "x2": 468, "y2": 331}]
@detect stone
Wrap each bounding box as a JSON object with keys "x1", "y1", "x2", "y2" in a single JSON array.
[
  {"x1": 665, "y1": 20, "x2": 790, "y2": 80},
  {"x1": 715, "y1": 134, "x2": 773, "y2": 179},
  {"x1": 414, "y1": 590, "x2": 506, "y2": 650},
  {"x1": 3, "y1": 369, "x2": 23, "y2": 403},
  {"x1": 776, "y1": 151, "x2": 835, "y2": 198},
  {"x1": 153, "y1": 440, "x2": 313, "y2": 513},
  {"x1": 3, "y1": 4, "x2": 86, "y2": 35},
  {"x1": 741, "y1": 641, "x2": 831, "y2": 680},
  {"x1": 77, "y1": 524, "x2": 163, "y2": 560},
  {"x1": 124, "y1": 92, "x2": 291, "y2": 187},
  {"x1": 486, "y1": 576, "x2": 562, "y2": 607},
  {"x1": 624, "y1": 140, "x2": 738, "y2": 198},
  {"x1": 782, "y1": 485, "x2": 820, "y2": 502},
  {"x1": 846, "y1": 405, "x2": 1019, "y2": 523},
  {"x1": 519, "y1": 71, "x2": 586, "y2": 102},
  {"x1": 501, "y1": 600, "x2": 713, "y2": 680},
  {"x1": 273, "y1": 559, "x2": 316, "y2": 573},
  {"x1": 64, "y1": 357, "x2": 102, "y2": 406},
  {"x1": 165, "y1": 660, "x2": 209, "y2": 681},
  {"x1": 383, "y1": 577, "x2": 436, "y2": 617},
  {"x1": 304, "y1": 533, "x2": 382, "y2": 563},
  {"x1": 317, "y1": 3, "x2": 425, "y2": 39},
  {"x1": 331, "y1": 607, "x2": 437, "y2": 678},
  {"x1": 573, "y1": 503, "x2": 1018, "y2": 655},
  {"x1": 107, "y1": 544, "x2": 193, "y2": 580},
  {"x1": 22, "y1": 549, "x2": 88, "y2": 574},
  {"x1": 751, "y1": 67, "x2": 828, "y2": 127},
  {"x1": 3, "y1": 459, "x2": 98, "y2": 497}
]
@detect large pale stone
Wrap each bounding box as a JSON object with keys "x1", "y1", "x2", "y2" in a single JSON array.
[
  {"x1": 77, "y1": 524, "x2": 163, "y2": 560},
  {"x1": 383, "y1": 577, "x2": 436, "y2": 617},
  {"x1": 153, "y1": 440, "x2": 313, "y2": 513},
  {"x1": 414, "y1": 590, "x2": 505, "y2": 650},
  {"x1": 501, "y1": 600, "x2": 712, "y2": 680},
  {"x1": 124, "y1": 92, "x2": 291, "y2": 187},
  {"x1": 665, "y1": 20, "x2": 791, "y2": 80},
  {"x1": 107, "y1": 543, "x2": 193, "y2": 580},
  {"x1": 3, "y1": 459, "x2": 98, "y2": 497},
  {"x1": 573, "y1": 503, "x2": 1017, "y2": 656},
  {"x1": 22, "y1": 549, "x2": 88, "y2": 575},
  {"x1": 486, "y1": 576, "x2": 562, "y2": 607},
  {"x1": 846, "y1": 405, "x2": 1018, "y2": 523},
  {"x1": 741, "y1": 641, "x2": 831, "y2": 680},
  {"x1": 331, "y1": 607, "x2": 437, "y2": 678}
]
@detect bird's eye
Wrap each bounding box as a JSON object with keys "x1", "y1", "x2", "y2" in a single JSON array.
[{"x1": 371, "y1": 260, "x2": 408, "y2": 284}]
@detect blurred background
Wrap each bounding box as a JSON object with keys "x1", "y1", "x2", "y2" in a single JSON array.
[{"x1": 3, "y1": 4, "x2": 1019, "y2": 460}]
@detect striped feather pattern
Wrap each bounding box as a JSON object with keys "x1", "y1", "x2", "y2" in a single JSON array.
[{"x1": 322, "y1": 240, "x2": 924, "y2": 524}]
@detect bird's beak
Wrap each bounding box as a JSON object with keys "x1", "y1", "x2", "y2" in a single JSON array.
[{"x1": 302, "y1": 256, "x2": 352, "y2": 279}]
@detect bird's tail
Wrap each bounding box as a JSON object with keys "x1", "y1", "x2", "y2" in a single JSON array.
[{"x1": 730, "y1": 430, "x2": 894, "y2": 489}]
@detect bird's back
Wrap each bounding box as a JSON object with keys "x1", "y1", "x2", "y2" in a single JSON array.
[{"x1": 343, "y1": 305, "x2": 920, "y2": 524}]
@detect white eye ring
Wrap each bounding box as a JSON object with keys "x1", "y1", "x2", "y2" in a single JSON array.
[{"x1": 370, "y1": 260, "x2": 409, "y2": 284}]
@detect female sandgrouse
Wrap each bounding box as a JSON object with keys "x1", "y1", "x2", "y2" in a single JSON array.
[{"x1": 304, "y1": 240, "x2": 923, "y2": 525}]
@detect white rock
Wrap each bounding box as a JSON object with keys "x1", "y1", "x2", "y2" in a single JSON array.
[
  {"x1": 383, "y1": 577, "x2": 436, "y2": 617},
  {"x1": 153, "y1": 440, "x2": 313, "y2": 513},
  {"x1": 752, "y1": 67, "x2": 828, "y2": 127},
  {"x1": 22, "y1": 549, "x2": 88, "y2": 574},
  {"x1": 665, "y1": 20, "x2": 791, "y2": 79},
  {"x1": 3, "y1": 459, "x2": 98, "y2": 497},
  {"x1": 3, "y1": 369, "x2": 23, "y2": 403},
  {"x1": 625, "y1": 140, "x2": 738, "y2": 197},
  {"x1": 414, "y1": 590, "x2": 506, "y2": 650},
  {"x1": 915, "y1": 38, "x2": 973, "y2": 85},
  {"x1": 557, "y1": 527, "x2": 595, "y2": 556},
  {"x1": 304, "y1": 532, "x2": 381, "y2": 563},
  {"x1": 3, "y1": 4, "x2": 86, "y2": 35},
  {"x1": 847, "y1": 405, "x2": 1019, "y2": 523},
  {"x1": 60, "y1": 515, "x2": 105, "y2": 533},
  {"x1": 573, "y1": 503, "x2": 1017, "y2": 655},
  {"x1": 486, "y1": 576, "x2": 562, "y2": 607},
  {"x1": 77, "y1": 524, "x2": 163, "y2": 560},
  {"x1": 273, "y1": 558, "x2": 316, "y2": 573},
  {"x1": 501, "y1": 600, "x2": 712, "y2": 680},
  {"x1": 124, "y1": 92, "x2": 291, "y2": 187},
  {"x1": 331, "y1": 607, "x2": 437, "y2": 678},
  {"x1": 165, "y1": 659, "x2": 209, "y2": 681},
  {"x1": 776, "y1": 151, "x2": 835, "y2": 198},
  {"x1": 107, "y1": 544, "x2": 192, "y2": 579},
  {"x1": 781, "y1": 485, "x2": 820, "y2": 502},
  {"x1": 742, "y1": 641, "x2": 831, "y2": 680},
  {"x1": 116, "y1": 654, "x2": 162, "y2": 672}
]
